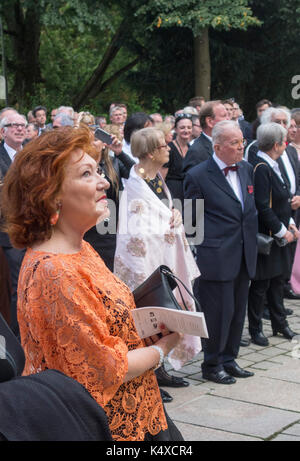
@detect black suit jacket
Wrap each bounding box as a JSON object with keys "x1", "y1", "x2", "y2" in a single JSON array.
[
  {"x1": 251, "y1": 157, "x2": 292, "y2": 280},
  {"x1": 0, "y1": 144, "x2": 12, "y2": 247},
  {"x1": 0, "y1": 143, "x2": 11, "y2": 178},
  {"x1": 183, "y1": 132, "x2": 213, "y2": 173},
  {"x1": 248, "y1": 142, "x2": 300, "y2": 197},
  {"x1": 184, "y1": 157, "x2": 258, "y2": 281}
]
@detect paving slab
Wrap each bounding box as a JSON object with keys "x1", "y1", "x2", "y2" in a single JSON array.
[
  {"x1": 258, "y1": 362, "x2": 300, "y2": 383},
  {"x1": 163, "y1": 384, "x2": 211, "y2": 411},
  {"x1": 283, "y1": 423, "x2": 300, "y2": 436},
  {"x1": 272, "y1": 434, "x2": 300, "y2": 441},
  {"x1": 167, "y1": 394, "x2": 299, "y2": 439},
  {"x1": 175, "y1": 422, "x2": 261, "y2": 441},
  {"x1": 211, "y1": 375, "x2": 300, "y2": 412}
]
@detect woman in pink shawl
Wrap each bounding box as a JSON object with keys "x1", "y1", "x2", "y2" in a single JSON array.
[{"x1": 114, "y1": 127, "x2": 202, "y2": 395}]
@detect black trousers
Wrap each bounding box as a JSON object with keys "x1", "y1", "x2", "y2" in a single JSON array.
[
  {"x1": 248, "y1": 275, "x2": 288, "y2": 334},
  {"x1": 1, "y1": 247, "x2": 25, "y2": 337},
  {"x1": 194, "y1": 258, "x2": 250, "y2": 373}
]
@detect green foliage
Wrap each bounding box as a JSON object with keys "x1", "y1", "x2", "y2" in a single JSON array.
[
  {"x1": 1, "y1": 0, "x2": 300, "y2": 120},
  {"x1": 137, "y1": 0, "x2": 261, "y2": 35}
]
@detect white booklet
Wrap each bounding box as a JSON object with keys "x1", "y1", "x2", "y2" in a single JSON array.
[{"x1": 131, "y1": 306, "x2": 209, "y2": 339}]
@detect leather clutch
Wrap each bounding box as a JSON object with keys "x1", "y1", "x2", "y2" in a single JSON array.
[
  {"x1": 133, "y1": 265, "x2": 201, "y2": 312},
  {"x1": 257, "y1": 232, "x2": 274, "y2": 255}
]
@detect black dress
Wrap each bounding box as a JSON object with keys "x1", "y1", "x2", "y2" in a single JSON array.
[
  {"x1": 84, "y1": 152, "x2": 135, "y2": 271},
  {"x1": 164, "y1": 140, "x2": 188, "y2": 206}
]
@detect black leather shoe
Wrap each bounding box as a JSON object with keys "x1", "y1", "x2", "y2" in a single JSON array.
[
  {"x1": 240, "y1": 338, "x2": 250, "y2": 347},
  {"x1": 250, "y1": 331, "x2": 269, "y2": 346},
  {"x1": 272, "y1": 326, "x2": 297, "y2": 340},
  {"x1": 160, "y1": 388, "x2": 173, "y2": 403},
  {"x1": 202, "y1": 369, "x2": 236, "y2": 384},
  {"x1": 156, "y1": 365, "x2": 190, "y2": 388},
  {"x1": 224, "y1": 363, "x2": 254, "y2": 378},
  {"x1": 284, "y1": 287, "x2": 300, "y2": 300},
  {"x1": 284, "y1": 307, "x2": 294, "y2": 316}
]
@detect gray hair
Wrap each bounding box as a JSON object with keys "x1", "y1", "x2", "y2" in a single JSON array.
[
  {"x1": 257, "y1": 122, "x2": 287, "y2": 152},
  {"x1": 212, "y1": 120, "x2": 240, "y2": 145},
  {"x1": 260, "y1": 107, "x2": 291, "y2": 128},
  {"x1": 0, "y1": 114, "x2": 27, "y2": 130},
  {"x1": 109, "y1": 105, "x2": 123, "y2": 118},
  {"x1": 57, "y1": 106, "x2": 75, "y2": 120},
  {"x1": 53, "y1": 113, "x2": 74, "y2": 127}
]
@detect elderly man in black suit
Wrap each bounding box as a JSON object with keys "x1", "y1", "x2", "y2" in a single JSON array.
[
  {"x1": 0, "y1": 112, "x2": 27, "y2": 336},
  {"x1": 184, "y1": 120, "x2": 258, "y2": 384},
  {"x1": 183, "y1": 100, "x2": 227, "y2": 173}
]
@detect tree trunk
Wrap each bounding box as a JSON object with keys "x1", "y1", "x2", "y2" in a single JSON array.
[
  {"x1": 194, "y1": 27, "x2": 211, "y2": 100},
  {"x1": 3, "y1": 1, "x2": 42, "y2": 106}
]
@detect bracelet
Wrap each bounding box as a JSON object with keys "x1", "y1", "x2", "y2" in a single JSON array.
[{"x1": 150, "y1": 345, "x2": 164, "y2": 371}]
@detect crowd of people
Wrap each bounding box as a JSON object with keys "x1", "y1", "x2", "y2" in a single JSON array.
[{"x1": 0, "y1": 95, "x2": 300, "y2": 440}]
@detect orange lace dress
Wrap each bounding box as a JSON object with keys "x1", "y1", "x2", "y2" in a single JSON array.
[{"x1": 17, "y1": 241, "x2": 167, "y2": 441}]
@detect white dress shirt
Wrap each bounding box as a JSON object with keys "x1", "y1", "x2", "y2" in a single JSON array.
[
  {"x1": 213, "y1": 153, "x2": 244, "y2": 209},
  {"x1": 281, "y1": 150, "x2": 296, "y2": 195}
]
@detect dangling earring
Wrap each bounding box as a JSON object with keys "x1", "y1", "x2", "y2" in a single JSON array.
[{"x1": 50, "y1": 203, "x2": 61, "y2": 226}]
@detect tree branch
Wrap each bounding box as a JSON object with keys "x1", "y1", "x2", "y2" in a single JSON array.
[{"x1": 72, "y1": 19, "x2": 127, "y2": 109}]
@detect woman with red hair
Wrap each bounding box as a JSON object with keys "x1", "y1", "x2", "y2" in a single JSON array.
[{"x1": 1, "y1": 126, "x2": 182, "y2": 441}]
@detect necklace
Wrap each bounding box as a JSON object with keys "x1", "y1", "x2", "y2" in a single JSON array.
[
  {"x1": 139, "y1": 168, "x2": 164, "y2": 195},
  {"x1": 175, "y1": 139, "x2": 187, "y2": 158}
]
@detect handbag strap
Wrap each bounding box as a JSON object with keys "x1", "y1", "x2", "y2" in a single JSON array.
[
  {"x1": 161, "y1": 267, "x2": 201, "y2": 312},
  {"x1": 253, "y1": 162, "x2": 272, "y2": 235}
]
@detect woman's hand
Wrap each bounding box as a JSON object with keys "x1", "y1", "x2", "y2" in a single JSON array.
[
  {"x1": 291, "y1": 195, "x2": 300, "y2": 210},
  {"x1": 124, "y1": 324, "x2": 181, "y2": 382},
  {"x1": 106, "y1": 135, "x2": 123, "y2": 156},
  {"x1": 284, "y1": 230, "x2": 295, "y2": 243},
  {"x1": 170, "y1": 207, "x2": 182, "y2": 228},
  {"x1": 144, "y1": 324, "x2": 181, "y2": 356},
  {"x1": 289, "y1": 224, "x2": 300, "y2": 240}
]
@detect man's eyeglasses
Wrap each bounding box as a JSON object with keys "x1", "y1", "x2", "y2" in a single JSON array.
[
  {"x1": 229, "y1": 139, "x2": 247, "y2": 148},
  {"x1": 4, "y1": 123, "x2": 27, "y2": 129},
  {"x1": 157, "y1": 144, "x2": 168, "y2": 149}
]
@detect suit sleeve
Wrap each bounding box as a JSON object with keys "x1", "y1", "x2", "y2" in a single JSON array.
[{"x1": 254, "y1": 164, "x2": 283, "y2": 235}]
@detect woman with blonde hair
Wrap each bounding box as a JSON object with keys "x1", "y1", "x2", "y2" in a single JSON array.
[{"x1": 114, "y1": 127, "x2": 201, "y2": 388}]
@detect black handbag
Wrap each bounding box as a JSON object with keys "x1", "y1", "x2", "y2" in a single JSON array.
[
  {"x1": 132, "y1": 265, "x2": 201, "y2": 312},
  {"x1": 256, "y1": 233, "x2": 274, "y2": 255},
  {"x1": 0, "y1": 313, "x2": 25, "y2": 383}
]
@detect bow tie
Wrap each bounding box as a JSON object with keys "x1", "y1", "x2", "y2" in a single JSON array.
[{"x1": 223, "y1": 165, "x2": 239, "y2": 176}]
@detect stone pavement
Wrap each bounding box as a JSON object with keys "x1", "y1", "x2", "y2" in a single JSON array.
[{"x1": 163, "y1": 298, "x2": 300, "y2": 441}]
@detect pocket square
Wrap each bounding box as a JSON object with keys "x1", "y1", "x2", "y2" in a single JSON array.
[{"x1": 247, "y1": 185, "x2": 254, "y2": 194}]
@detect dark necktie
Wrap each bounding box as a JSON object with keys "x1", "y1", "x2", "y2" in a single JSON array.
[{"x1": 223, "y1": 165, "x2": 238, "y2": 176}]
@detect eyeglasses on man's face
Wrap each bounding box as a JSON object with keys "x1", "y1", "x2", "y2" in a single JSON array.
[
  {"x1": 4, "y1": 123, "x2": 27, "y2": 129},
  {"x1": 228, "y1": 139, "x2": 247, "y2": 148}
]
